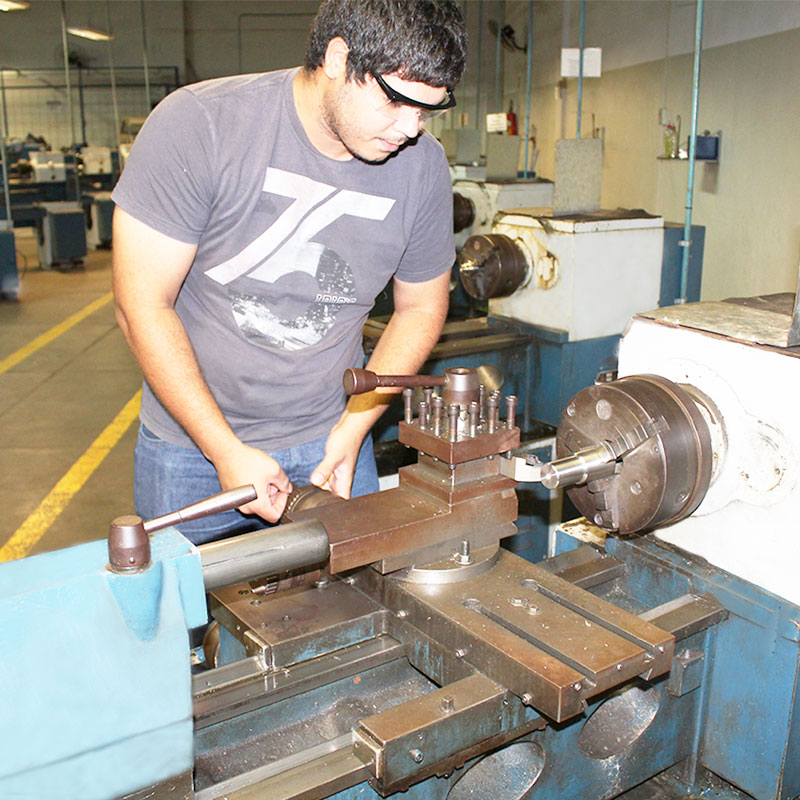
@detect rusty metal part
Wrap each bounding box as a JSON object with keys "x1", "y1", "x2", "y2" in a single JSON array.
[
  {"x1": 108, "y1": 514, "x2": 151, "y2": 573},
  {"x1": 356, "y1": 547, "x2": 675, "y2": 723},
  {"x1": 343, "y1": 368, "x2": 445, "y2": 395},
  {"x1": 285, "y1": 454, "x2": 518, "y2": 575},
  {"x1": 399, "y1": 419, "x2": 519, "y2": 464},
  {"x1": 458, "y1": 233, "x2": 528, "y2": 300},
  {"x1": 453, "y1": 191, "x2": 475, "y2": 233},
  {"x1": 555, "y1": 375, "x2": 713, "y2": 534},
  {"x1": 343, "y1": 367, "x2": 480, "y2": 409}
]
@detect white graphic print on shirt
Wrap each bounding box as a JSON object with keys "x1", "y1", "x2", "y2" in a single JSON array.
[{"x1": 205, "y1": 168, "x2": 395, "y2": 350}]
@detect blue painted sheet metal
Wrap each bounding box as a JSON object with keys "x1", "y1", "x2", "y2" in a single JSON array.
[
  {"x1": 554, "y1": 528, "x2": 800, "y2": 800},
  {"x1": 0, "y1": 529, "x2": 205, "y2": 799}
]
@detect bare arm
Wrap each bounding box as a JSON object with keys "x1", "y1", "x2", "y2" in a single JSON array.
[
  {"x1": 311, "y1": 269, "x2": 450, "y2": 496},
  {"x1": 112, "y1": 207, "x2": 291, "y2": 521}
]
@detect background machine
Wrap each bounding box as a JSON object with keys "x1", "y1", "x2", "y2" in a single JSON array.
[{"x1": 1, "y1": 296, "x2": 798, "y2": 800}]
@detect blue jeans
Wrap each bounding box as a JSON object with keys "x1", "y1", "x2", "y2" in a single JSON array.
[{"x1": 134, "y1": 425, "x2": 379, "y2": 545}]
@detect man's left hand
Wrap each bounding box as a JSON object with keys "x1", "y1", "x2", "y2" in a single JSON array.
[{"x1": 310, "y1": 421, "x2": 363, "y2": 498}]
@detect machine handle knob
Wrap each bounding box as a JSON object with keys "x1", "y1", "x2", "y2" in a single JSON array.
[
  {"x1": 343, "y1": 368, "x2": 446, "y2": 396},
  {"x1": 108, "y1": 485, "x2": 257, "y2": 573}
]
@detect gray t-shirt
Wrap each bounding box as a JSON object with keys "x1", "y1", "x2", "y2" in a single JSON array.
[{"x1": 112, "y1": 68, "x2": 454, "y2": 452}]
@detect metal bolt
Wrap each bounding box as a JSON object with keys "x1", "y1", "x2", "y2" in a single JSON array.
[
  {"x1": 441, "y1": 696, "x2": 455, "y2": 714},
  {"x1": 629, "y1": 481, "x2": 642, "y2": 495},
  {"x1": 418, "y1": 401, "x2": 428, "y2": 430},
  {"x1": 409, "y1": 749, "x2": 424, "y2": 764},
  {"x1": 487, "y1": 394, "x2": 498, "y2": 433},
  {"x1": 478, "y1": 384, "x2": 486, "y2": 419},
  {"x1": 396, "y1": 609, "x2": 408, "y2": 619},
  {"x1": 566, "y1": 403, "x2": 577, "y2": 417},
  {"x1": 594, "y1": 513, "x2": 604, "y2": 526},
  {"x1": 468, "y1": 401, "x2": 479, "y2": 437},
  {"x1": 522, "y1": 693, "x2": 534, "y2": 705},
  {"x1": 448, "y1": 403, "x2": 460, "y2": 440},
  {"x1": 506, "y1": 395, "x2": 518, "y2": 429},
  {"x1": 527, "y1": 604, "x2": 540, "y2": 615},
  {"x1": 432, "y1": 395, "x2": 444, "y2": 436},
  {"x1": 423, "y1": 387, "x2": 433, "y2": 409},
  {"x1": 510, "y1": 597, "x2": 526, "y2": 607},
  {"x1": 250, "y1": 599, "x2": 261, "y2": 606},
  {"x1": 595, "y1": 399, "x2": 612, "y2": 420},
  {"x1": 573, "y1": 682, "x2": 583, "y2": 692},
  {"x1": 455, "y1": 539, "x2": 473, "y2": 565},
  {"x1": 403, "y1": 388, "x2": 414, "y2": 423},
  {"x1": 455, "y1": 648, "x2": 468, "y2": 658}
]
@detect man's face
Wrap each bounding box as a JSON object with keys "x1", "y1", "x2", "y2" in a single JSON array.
[{"x1": 322, "y1": 73, "x2": 450, "y2": 163}]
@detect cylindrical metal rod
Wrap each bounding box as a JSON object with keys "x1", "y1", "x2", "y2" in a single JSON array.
[
  {"x1": 540, "y1": 443, "x2": 616, "y2": 490},
  {"x1": 143, "y1": 485, "x2": 257, "y2": 534},
  {"x1": 679, "y1": 0, "x2": 705, "y2": 303},
  {"x1": 343, "y1": 368, "x2": 445, "y2": 395},
  {"x1": 199, "y1": 519, "x2": 330, "y2": 591}
]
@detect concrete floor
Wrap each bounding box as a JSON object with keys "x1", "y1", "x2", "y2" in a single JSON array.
[{"x1": 0, "y1": 229, "x2": 141, "y2": 557}]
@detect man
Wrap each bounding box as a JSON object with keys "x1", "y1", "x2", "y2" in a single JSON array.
[{"x1": 112, "y1": 0, "x2": 467, "y2": 544}]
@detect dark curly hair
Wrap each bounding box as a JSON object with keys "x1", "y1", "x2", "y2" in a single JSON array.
[{"x1": 304, "y1": 0, "x2": 467, "y2": 89}]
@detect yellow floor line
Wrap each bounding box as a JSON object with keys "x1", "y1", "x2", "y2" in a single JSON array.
[
  {"x1": 0, "y1": 389, "x2": 141, "y2": 563},
  {"x1": 0, "y1": 290, "x2": 114, "y2": 376}
]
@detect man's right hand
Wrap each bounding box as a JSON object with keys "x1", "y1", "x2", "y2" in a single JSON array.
[{"x1": 213, "y1": 443, "x2": 293, "y2": 523}]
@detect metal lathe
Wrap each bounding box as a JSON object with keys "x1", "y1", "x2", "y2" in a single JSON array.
[{"x1": 2, "y1": 296, "x2": 799, "y2": 800}]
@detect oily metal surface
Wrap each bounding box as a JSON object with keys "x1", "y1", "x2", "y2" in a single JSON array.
[
  {"x1": 287, "y1": 464, "x2": 518, "y2": 574},
  {"x1": 557, "y1": 375, "x2": 713, "y2": 533},
  {"x1": 458, "y1": 233, "x2": 528, "y2": 299},
  {"x1": 211, "y1": 579, "x2": 385, "y2": 668},
  {"x1": 362, "y1": 549, "x2": 673, "y2": 722}
]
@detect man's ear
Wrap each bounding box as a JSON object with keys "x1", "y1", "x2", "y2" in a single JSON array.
[{"x1": 322, "y1": 36, "x2": 349, "y2": 80}]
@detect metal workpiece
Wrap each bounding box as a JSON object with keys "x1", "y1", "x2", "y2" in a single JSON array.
[
  {"x1": 554, "y1": 374, "x2": 714, "y2": 533},
  {"x1": 539, "y1": 442, "x2": 619, "y2": 489},
  {"x1": 108, "y1": 484, "x2": 257, "y2": 574},
  {"x1": 458, "y1": 232, "x2": 529, "y2": 300},
  {"x1": 198, "y1": 518, "x2": 330, "y2": 591}
]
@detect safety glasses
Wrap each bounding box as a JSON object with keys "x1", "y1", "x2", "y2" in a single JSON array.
[{"x1": 372, "y1": 73, "x2": 456, "y2": 122}]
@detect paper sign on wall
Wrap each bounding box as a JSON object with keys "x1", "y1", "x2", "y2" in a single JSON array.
[{"x1": 561, "y1": 47, "x2": 602, "y2": 78}]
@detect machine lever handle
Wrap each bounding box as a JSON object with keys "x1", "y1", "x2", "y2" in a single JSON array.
[
  {"x1": 142, "y1": 485, "x2": 258, "y2": 534},
  {"x1": 344, "y1": 367, "x2": 446, "y2": 395}
]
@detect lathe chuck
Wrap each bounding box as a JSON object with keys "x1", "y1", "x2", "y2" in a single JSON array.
[{"x1": 556, "y1": 375, "x2": 713, "y2": 534}]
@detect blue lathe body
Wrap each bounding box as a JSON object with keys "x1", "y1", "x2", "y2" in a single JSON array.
[{"x1": 2, "y1": 299, "x2": 798, "y2": 800}]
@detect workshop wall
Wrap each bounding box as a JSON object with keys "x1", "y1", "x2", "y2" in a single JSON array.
[{"x1": 488, "y1": 0, "x2": 800, "y2": 301}]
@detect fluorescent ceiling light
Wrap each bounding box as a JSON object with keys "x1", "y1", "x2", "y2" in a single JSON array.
[
  {"x1": 67, "y1": 26, "x2": 114, "y2": 42},
  {"x1": 0, "y1": 1, "x2": 30, "y2": 11}
]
